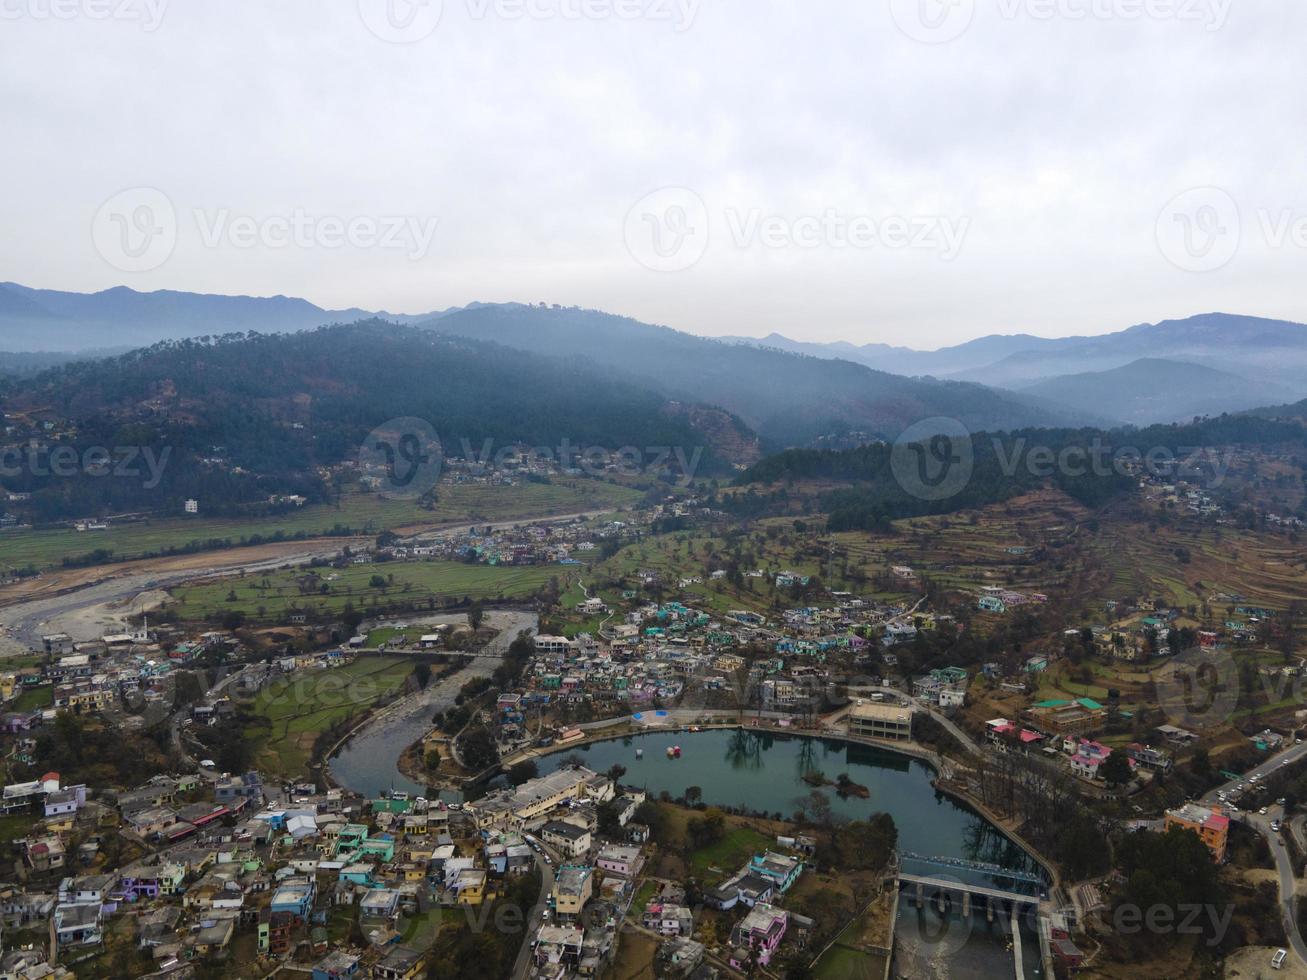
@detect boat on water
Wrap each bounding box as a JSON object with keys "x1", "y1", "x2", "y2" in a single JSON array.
[
  {"x1": 635, "y1": 748, "x2": 644, "y2": 759},
  {"x1": 665, "y1": 745, "x2": 682, "y2": 758}
]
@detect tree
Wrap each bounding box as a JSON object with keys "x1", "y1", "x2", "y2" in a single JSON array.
[
  {"x1": 1101, "y1": 751, "x2": 1132, "y2": 787},
  {"x1": 507, "y1": 760, "x2": 539, "y2": 786},
  {"x1": 424, "y1": 747, "x2": 441, "y2": 770},
  {"x1": 468, "y1": 602, "x2": 485, "y2": 630},
  {"x1": 414, "y1": 662, "x2": 432, "y2": 690},
  {"x1": 458, "y1": 726, "x2": 500, "y2": 773},
  {"x1": 685, "y1": 785, "x2": 703, "y2": 807}
]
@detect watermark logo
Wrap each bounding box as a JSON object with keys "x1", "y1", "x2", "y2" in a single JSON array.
[
  {"x1": 894, "y1": 873, "x2": 978, "y2": 961},
  {"x1": 0, "y1": 444, "x2": 171, "y2": 489},
  {"x1": 359, "y1": 417, "x2": 444, "y2": 499},
  {"x1": 1156, "y1": 186, "x2": 1241, "y2": 272},
  {"x1": 996, "y1": 0, "x2": 1231, "y2": 30},
  {"x1": 358, "y1": 0, "x2": 444, "y2": 42},
  {"x1": 890, "y1": 0, "x2": 975, "y2": 43},
  {"x1": 624, "y1": 187, "x2": 710, "y2": 273},
  {"x1": 193, "y1": 209, "x2": 439, "y2": 260},
  {"x1": 1112, "y1": 902, "x2": 1233, "y2": 946},
  {"x1": 624, "y1": 188, "x2": 969, "y2": 272},
  {"x1": 92, "y1": 187, "x2": 177, "y2": 273},
  {"x1": 1155, "y1": 646, "x2": 1238, "y2": 731},
  {"x1": 0, "y1": 0, "x2": 170, "y2": 31},
  {"x1": 891, "y1": 418, "x2": 974, "y2": 502},
  {"x1": 465, "y1": 0, "x2": 700, "y2": 30}
]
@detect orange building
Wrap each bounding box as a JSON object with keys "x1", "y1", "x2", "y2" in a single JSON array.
[{"x1": 1164, "y1": 803, "x2": 1229, "y2": 863}]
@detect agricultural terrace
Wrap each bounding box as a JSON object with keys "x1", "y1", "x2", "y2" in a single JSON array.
[
  {"x1": 244, "y1": 656, "x2": 418, "y2": 775},
  {"x1": 575, "y1": 490, "x2": 1091, "y2": 619},
  {"x1": 164, "y1": 560, "x2": 574, "y2": 622},
  {"x1": 1088, "y1": 513, "x2": 1307, "y2": 614},
  {"x1": 0, "y1": 479, "x2": 641, "y2": 571}
]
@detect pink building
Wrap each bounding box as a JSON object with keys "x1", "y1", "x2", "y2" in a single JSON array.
[{"x1": 728, "y1": 903, "x2": 788, "y2": 968}]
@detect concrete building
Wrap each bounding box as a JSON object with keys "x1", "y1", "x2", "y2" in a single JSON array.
[{"x1": 848, "y1": 702, "x2": 914, "y2": 741}]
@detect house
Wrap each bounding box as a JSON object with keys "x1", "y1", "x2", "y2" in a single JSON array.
[
  {"x1": 450, "y1": 868, "x2": 487, "y2": 906},
  {"x1": 54, "y1": 902, "x2": 103, "y2": 948},
  {"x1": 540, "y1": 820, "x2": 592, "y2": 859},
  {"x1": 373, "y1": 945, "x2": 427, "y2": 980},
  {"x1": 552, "y1": 865, "x2": 593, "y2": 917},
  {"x1": 43, "y1": 785, "x2": 86, "y2": 818},
  {"x1": 313, "y1": 950, "x2": 361, "y2": 980},
  {"x1": 748, "y1": 851, "x2": 802, "y2": 893},
  {"x1": 360, "y1": 888, "x2": 401, "y2": 921},
  {"x1": 270, "y1": 877, "x2": 316, "y2": 921},
  {"x1": 1165, "y1": 803, "x2": 1229, "y2": 863},
  {"x1": 643, "y1": 901, "x2": 694, "y2": 936},
  {"x1": 1125, "y1": 743, "x2": 1172, "y2": 772},
  {"x1": 531, "y1": 924, "x2": 584, "y2": 972},
  {"x1": 595, "y1": 844, "x2": 641, "y2": 878},
  {"x1": 728, "y1": 903, "x2": 788, "y2": 968}
]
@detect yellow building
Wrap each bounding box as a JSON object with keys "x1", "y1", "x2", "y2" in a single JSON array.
[
  {"x1": 552, "y1": 865, "x2": 593, "y2": 917},
  {"x1": 454, "y1": 868, "x2": 487, "y2": 906}
]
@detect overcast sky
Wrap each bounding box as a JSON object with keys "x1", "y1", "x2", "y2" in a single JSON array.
[{"x1": 1, "y1": 0, "x2": 1304, "y2": 349}]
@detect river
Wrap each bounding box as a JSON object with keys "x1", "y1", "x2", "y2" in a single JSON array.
[{"x1": 328, "y1": 609, "x2": 537, "y2": 798}]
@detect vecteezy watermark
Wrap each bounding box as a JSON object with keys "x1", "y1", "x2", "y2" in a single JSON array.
[
  {"x1": 454, "y1": 437, "x2": 705, "y2": 486},
  {"x1": 889, "y1": 0, "x2": 975, "y2": 44},
  {"x1": 359, "y1": 418, "x2": 445, "y2": 500},
  {"x1": 463, "y1": 0, "x2": 699, "y2": 30},
  {"x1": 1112, "y1": 903, "x2": 1233, "y2": 946},
  {"x1": 92, "y1": 187, "x2": 178, "y2": 273},
  {"x1": 357, "y1": 0, "x2": 443, "y2": 43},
  {"x1": 623, "y1": 187, "x2": 969, "y2": 273},
  {"x1": 891, "y1": 418, "x2": 975, "y2": 502},
  {"x1": 0, "y1": 0, "x2": 170, "y2": 31},
  {"x1": 0, "y1": 444, "x2": 172, "y2": 489},
  {"x1": 193, "y1": 209, "x2": 438, "y2": 260},
  {"x1": 889, "y1": 0, "x2": 1231, "y2": 44},
  {"x1": 624, "y1": 187, "x2": 710, "y2": 273},
  {"x1": 1156, "y1": 186, "x2": 1241, "y2": 273},
  {"x1": 890, "y1": 422, "x2": 1235, "y2": 501},
  {"x1": 358, "y1": 0, "x2": 698, "y2": 41},
  {"x1": 92, "y1": 187, "x2": 439, "y2": 273},
  {"x1": 1155, "y1": 187, "x2": 1307, "y2": 273},
  {"x1": 1155, "y1": 646, "x2": 1238, "y2": 731}
]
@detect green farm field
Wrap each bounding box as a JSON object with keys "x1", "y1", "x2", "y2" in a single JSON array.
[
  {"x1": 0, "y1": 480, "x2": 640, "y2": 571},
  {"x1": 166, "y1": 559, "x2": 574, "y2": 622},
  {"x1": 246, "y1": 656, "x2": 417, "y2": 775}
]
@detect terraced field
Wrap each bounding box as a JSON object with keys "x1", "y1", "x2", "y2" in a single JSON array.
[{"x1": 1089, "y1": 516, "x2": 1307, "y2": 613}]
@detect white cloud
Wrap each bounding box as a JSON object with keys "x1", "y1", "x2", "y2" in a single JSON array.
[{"x1": 0, "y1": 0, "x2": 1303, "y2": 348}]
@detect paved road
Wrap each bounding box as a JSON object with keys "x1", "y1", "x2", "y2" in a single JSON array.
[
  {"x1": 1242, "y1": 807, "x2": 1307, "y2": 967},
  {"x1": 1200, "y1": 740, "x2": 1307, "y2": 968},
  {"x1": 512, "y1": 839, "x2": 560, "y2": 980},
  {"x1": 1200, "y1": 738, "x2": 1307, "y2": 807}
]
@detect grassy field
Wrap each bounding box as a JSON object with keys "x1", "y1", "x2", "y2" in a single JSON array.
[
  {"x1": 10, "y1": 685, "x2": 52, "y2": 712},
  {"x1": 246, "y1": 656, "x2": 417, "y2": 776},
  {"x1": 688, "y1": 825, "x2": 773, "y2": 881},
  {"x1": 165, "y1": 559, "x2": 574, "y2": 622},
  {"x1": 0, "y1": 480, "x2": 640, "y2": 571}
]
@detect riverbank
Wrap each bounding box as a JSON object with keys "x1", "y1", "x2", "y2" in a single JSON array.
[{"x1": 327, "y1": 609, "x2": 538, "y2": 798}]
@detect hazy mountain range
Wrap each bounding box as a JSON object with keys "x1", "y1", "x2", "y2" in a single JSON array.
[{"x1": 2, "y1": 282, "x2": 1304, "y2": 438}]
